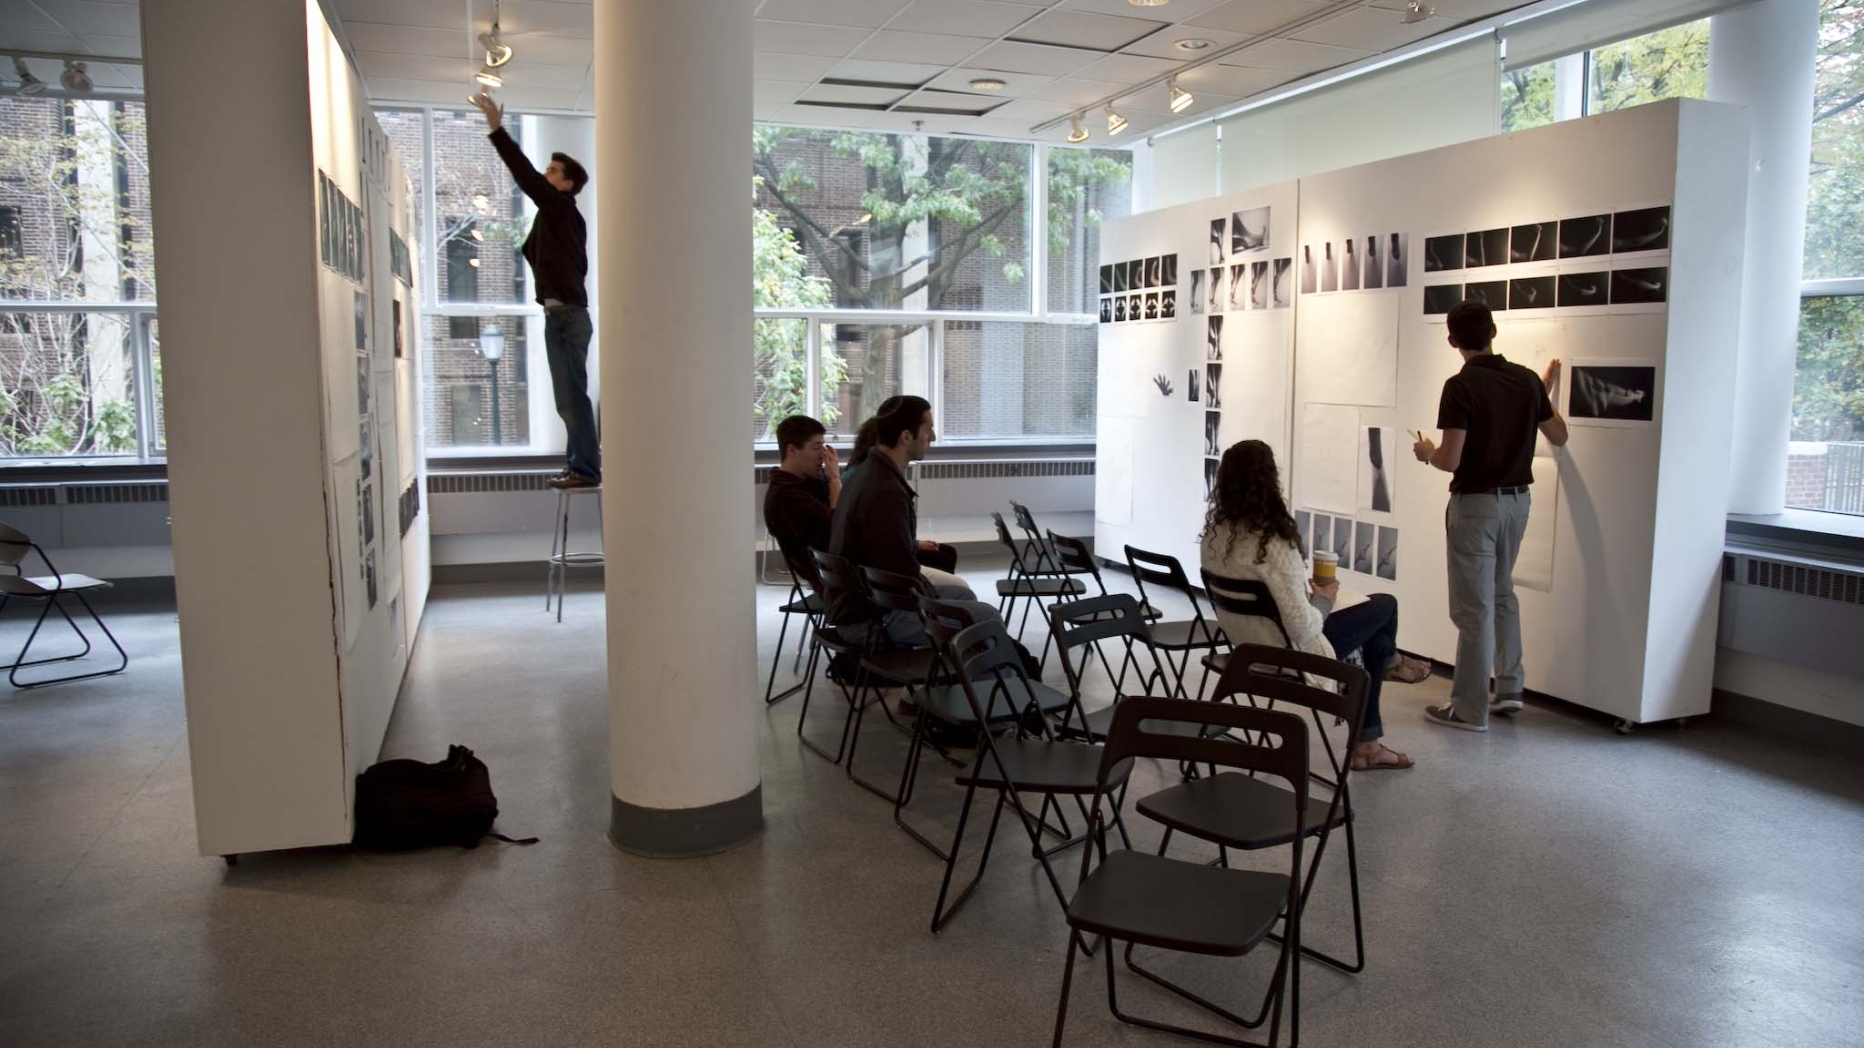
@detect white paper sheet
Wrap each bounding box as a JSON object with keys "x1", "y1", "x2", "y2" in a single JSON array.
[
  {"x1": 1514, "y1": 456, "x2": 1559, "y2": 592},
  {"x1": 1223, "y1": 311, "x2": 1292, "y2": 463},
  {"x1": 1101, "y1": 341, "x2": 1151, "y2": 420},
  {"x1": 1095, "y1": 416, "x2": 1135, "y2": 527},
  {"x1": 1298, "y1": 403, "x2": 1358, "y2": 516},
  {"x1": 1295, "y1": 293, "x2": 1400, "y2": 408}
]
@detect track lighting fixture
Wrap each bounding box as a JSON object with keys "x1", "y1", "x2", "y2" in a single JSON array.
[
  {"x1": 14, "y1": 57, "x2": 45, "y2": 96},
  {"x1": 1106, "y1": 104, "x2": 1127, "y2": 136},
  {"x1": 1168, "y1": 77, "x2": 1192, "y2": 113},
  {"x1": 1401, "y1": 1, "x2": 1435, "y2": 24},
  {"x1": 475, "y1": 65, "x2": 504, "y2": 88},
  {"x1": 1066, "y1": 113, "x2": 1089, "y2": 144},
  {"x1": 480, "y1": 27, "x2": 513, "y2": 68},
  {"x1": 60, "y1": 60, "x2": 91, "y2": 93}
]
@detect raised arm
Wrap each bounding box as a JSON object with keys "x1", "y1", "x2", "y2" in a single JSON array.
[
  {"x1": 1538, "y1": 359, "x2": 1569, "y2": 447},
  {"x1": 471, "y1": 94, "x2": 555, "y2": 206}
]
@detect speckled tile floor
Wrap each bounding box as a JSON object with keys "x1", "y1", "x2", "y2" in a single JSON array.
[{"x1": 1, "y1": 563, "x2": 1860, "y2": 1048}]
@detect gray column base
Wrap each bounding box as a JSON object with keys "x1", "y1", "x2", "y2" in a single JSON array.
[{"x1": 608, "y1": 783, "x2": 763, "y2": 858}]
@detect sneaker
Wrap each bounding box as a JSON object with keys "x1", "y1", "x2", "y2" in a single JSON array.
[
  {"x1": 548, "y1": 472, "x2": 599, "y2": 490},
  {"x1": 1424, "y1": 703, "x2": 1488, "y2": 732},
  {"x1": 1490, "y1": 693, "x2": 1525, "y2": 716}
]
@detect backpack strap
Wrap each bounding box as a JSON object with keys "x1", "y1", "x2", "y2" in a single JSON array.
[{"x1": 487, "y1": 832, "x2": 540, "y2": 845}]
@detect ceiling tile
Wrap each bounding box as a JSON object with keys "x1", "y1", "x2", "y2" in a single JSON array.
[
  {"x1": 755, "y1": 52, "x2": 841, "y2": 82},
  {"x1": 493, "y1": 34, "x2": 595, "y2": 67},
  {"x1": 78, "y1": 32, "x2": 139, "y2": 57},
  {"x1": 1007, "y1": 9, "x2": 1164, "y2": 52},
  {"x1": 756, "y1": 20, "x2": 873, "y2": 57},
  {"x1": 1056, "y1": 0, "x2": 1233, "y2": 19},
  {"x1": 1069, "y1": 51, "x2": 1178, "y2": 83},
  {"x1": 1187, "y1": 0, "x2": 1337, "y2": 36},
  {"x1": 852, "y1": 29, "x2": 987, "y2": 64},
  {"x1": 331, "y1": 0, "x2": 463, "y2": 31},
  {"x1": 1119, "y1": 24, "x2": 1251, "y2": 61},
  {"x1": 0, "y1": 0, "x2": 62, "y2": 34},
  {"x1": 499, "y1": 1, "x2": 595, "y2": 37},
  {"x1": 366, "y1": 77, "x2": 478, "y2": 106},
  {"x1": 1220, "y1": 36, "x2": 1370, "y2": 75},
  {"x1": 968, "y1": 40, "x2": 1102, "y2": 76},
  {"x1": 490, "y1": 85, "x2": 584, "y2": 111},
  {"x1": 979, "y1": 95, "x2": 1077, "y2": 121},
  {"x1": 354, "y1": 52, "x2": 473, "y2": 84},
  {"x1": 1171, "y1": 62, "x2": 1291, "y2": 98},
  {"x1": 797, "y1": 83, "x2": 913, "y2": 106},
  {"x1": 924, "y1": 66, "x2": 1056, "y2": 97},
  {"x1": 892, "y1": 89, "x2": 1007, "y2": 115},
  {"x1": 1288, "y1": 7, "x2": 1456, "y2": 51},
  {"x1": 491, "y1": 61, "x2": 589, "y2": 91},
  {"x1": 344, "y1": 22, "x2": 475, "y2": 59},
  {"x1": 1370, "y1": 0, "x2": 1531, "y2": 16},
  {"x1": 783, "y1": 104, "x2": 915, "y2": 129},
  {"x1": 0, "y1": 28, "x2": 85, "y2": 54},
  {"x1": 1028, "y1": 76, "x2": 1125, "y2": 106},
  {"x1": 755, "y1": 79, "x2": 806, "y2": 104},
  {"x1": 34, "y1": 1, "x2": 143, "y2": 37},
  {"x1": 950, "y1": 114, "x2": 1070, "y2": 140},
  {"x1": 828, "y1": 58, "x2": 950, "y2": 86},
  {"x1": 758, "y1": 0, "x2": 915, "y2": 29},
  {"x1": 754, "y1": 101, "x2": 791, "y2": 120},
  {"x1": 890, "y1": 0, "x2": 1044, "y2": 39}
]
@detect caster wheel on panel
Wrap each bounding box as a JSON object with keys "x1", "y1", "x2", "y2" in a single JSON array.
[{"x1": 1613, "y1": 719, "x2": 1635, "y2": 736}]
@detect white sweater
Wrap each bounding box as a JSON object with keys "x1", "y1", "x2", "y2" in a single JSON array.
[{"x1": 1199, "y1": 522, "x2": 1334, "y2": 663}]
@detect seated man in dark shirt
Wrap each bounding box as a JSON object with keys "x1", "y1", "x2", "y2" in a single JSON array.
[{"x1": 763, "y1": 415, "x2": 841, "y2": 584}]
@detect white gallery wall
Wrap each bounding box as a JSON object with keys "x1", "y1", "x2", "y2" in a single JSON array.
[{"x1": 1097, "y1": 99, "x2": 1749, "y2": 726}]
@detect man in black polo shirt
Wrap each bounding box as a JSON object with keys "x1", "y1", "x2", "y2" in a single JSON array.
[
  {"x1": 1414, "y1": 301, "x2": 1567, "y2": 732},
  {"x1": 763, "y1": 415, "x2": 841, "y2": 580}
]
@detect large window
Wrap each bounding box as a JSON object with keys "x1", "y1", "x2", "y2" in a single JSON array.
[
  {"x1": 1499, "y1": 21, "x2": 1709, "y2": 133},
  {"x1": 1047, "y1": 148, "x2": 1133, "y2": 316}
]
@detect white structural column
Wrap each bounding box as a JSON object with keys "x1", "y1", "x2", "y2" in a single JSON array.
[
  {"x1": 1709, "y1": 0, "x2": 1820, "y2": 514},
  {"x1": 595, "y1": 0, "x2": 762, "y2": 855}
]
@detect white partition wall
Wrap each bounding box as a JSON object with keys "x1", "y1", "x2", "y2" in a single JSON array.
[{"x1": 1096, "y1": 100, "x2": 1748, "y2": 726}]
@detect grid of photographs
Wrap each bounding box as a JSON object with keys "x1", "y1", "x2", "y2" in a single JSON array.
[
  {"x1": 1299, "y1": 233, "x2": 1409, "y2": 297},
  {"x1": 1301, "y1": 511, "x2": 1398, "y2": 582},
  {"x1": 1098, "y1": 253, "x2": 1179, "y2": 326},
  {"x1": 319, "y1": 169, "x2": 365, "y2": 284},
  {"x1": 1420, "y1": 205, "x2": 1671, "y2": 317}
]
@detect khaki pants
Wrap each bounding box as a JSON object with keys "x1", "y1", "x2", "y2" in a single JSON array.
[{"x1": 1445, "y1": 491, "x2": 1531, "y2": 726}]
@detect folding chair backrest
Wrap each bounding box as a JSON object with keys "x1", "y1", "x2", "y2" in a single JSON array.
[
  {"x1": 0, "y1": 522, "x2": 31, "y2": 569},
  {"x1": 947, "y1": 616, "x2": 1031, "y2": 684},
  {"x1": 862, "y1": 565, "x2": 931, "y2": 616},
  {"x1": 1211, "y1": 643, "x2": 1369, "y2": 740},
  {"x1": 1124, "y1": 545, "x2": 1205, "y2": 620},
  {"x1": 1200, "y1": 568, "x2": 1294, "y2": 649},
  {"x1": 1046, "y1": 531, "x2": 1103, "y2": 587},
  {"x1": 1048, "y1": 592, "x2": 1147, "y2": 652},
  {"x1": 811, "y1": 548, "x2": 867, "y2": 608},
  {"x1": 991, "y1": 513, "x2": 1033, "y2": 573},
  {"x1": 1097, "y1": 697, "x2": 1309, "y2": 799},
  {"x1": 782, "y1": 548, "x2": 825, "y2": 594},
  {"x1": 1010, "y1": 501, "x2": 1051, "y2": 559}
]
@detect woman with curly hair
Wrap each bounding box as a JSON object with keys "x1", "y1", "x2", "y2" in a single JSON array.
[{"x1": 1200, "y1": 439, "x2": 1413, "y2": 771}]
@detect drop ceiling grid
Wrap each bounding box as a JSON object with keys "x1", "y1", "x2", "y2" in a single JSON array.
[{"x1": 0, "y1": 0, "x2": 144, "y2": 87}]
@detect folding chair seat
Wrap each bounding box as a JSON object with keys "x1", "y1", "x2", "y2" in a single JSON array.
[
  {"x1": 0, "y1": 524, "x2": 128, "y2": 688},
  {"x1": 1046, "y1": 594, "x2": 1188, "y2": 744}
]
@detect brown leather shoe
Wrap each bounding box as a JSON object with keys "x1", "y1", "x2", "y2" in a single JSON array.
[{"x1": 548, "y1": 472, "x2": 599, "y2": 490}]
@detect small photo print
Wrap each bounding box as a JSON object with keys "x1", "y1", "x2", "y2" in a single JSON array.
[
  {"x1": 1362, "y1": 235, "x2": 1383, "y2": 290},
  {"x1": 1114, "y1": 260, "x2": 1130, "y2": 293},
  {"x1": 1100, "y1": 297, "x2": 1113, "y2": 324},
  {"x1": 1205, "y1": 458, "x2": 1220, "y2": 500},
  {"x1": 1423, "y1": 284, "x2": 1463, "y2": 315},
  {"x1": 1296, "y1": 510, "x2": 1312, "y2": 551},
  {"x1": 1205, "y1": 411, "x2": 1222, "y2": 456},
  {"x1": 359, "y1": 417, "x2": 372, "y2": 480},
  {"x1": 392, "y1": 299, "x2": 404, "y2": 359},
  {"x1": 1354, "y1": 521, "x2": 1376, "y2": 575},
  {"x1": 1610, "y1": 267, "x2": 1668, "y2": 305},
  {"x1": 1272, "y1": 257, "x2": 1293, "y2": 308},
  {"x1": 1376, "y1": 526, "x2": 1398, "y2": 581},
  {"x1": 1387, "y1": 233, "x2": 1409, "y2": 287},
  {"x1": 1100, "y1": 264, "x2": 1113, "y2": 295},
  {"x1": 1423, "y1": 234, "x2": 1463, "y2": 273},
  {"x1": 1510, "y1": 275, "x2": 1556, "y2": 310},
  {"x1": 1113, "y1": 295, "x2": 1128, "y2": 322},
  {"x1": 1145, "y1": 256, "x2": 1162, "y2": 288},
  {"x1": 1210, "y1": 218, "x2": 1227, "y2": 264},
  {"x1": 1559, "y1": 214, "x2": 1611, "y2": 258},
  {"x1": 1511, "y1": 221, "x2": 1559, "y2": 264},
  {"x1": 1558, "y1": 271, "x2": 1609, "y2": 308},
  {"x1": 1320, "y1": 242, "x2": 1339, "y2": 293},
  {"x1": 1312, "y1": 515, "x2": 1331, "y2": 556},
  {"x1": 1570, "y1": 365, "x2": 1656, "y2": 421},
  {"x1": 1160, "y1": 289, "x2": 1177, "y2": 319},
  {"x1": 365, "y1": 550, "x2": 378, "y2": 609},
  {"x1": 1341, "y1": 238, "x2": 1360, "y2": 292},
  {"x1": 1300, "y1": 245, "x2": 1318, "y2": 295},
  {"x1": 1464, "y1": 279, "x2": 1508, "y2": 311},
  {"x1": 354, "y1": 290, "x2": 367, "y2": 350},
  {"x1": 1232, "y1": 207, "x2": 1271, "y2": 254},
  {"x1": 362, "y1": 484, "x2": 376, "y2": 546},
  {"x1": 1466, "y1": 228, "x2": 1509, "y2": 268},
  {"x1": 1612, "y1": 206, "x2": 1670, "y2": 253},
  {"x1": 1361, "y1": 426, "x2": 1392, "y2": 513},
  {"x1": 1188, "y1": 368, "x2": 1201, "y2": 402},
  {"x1": 1127, "y1": 294, "x2": 1142, "y2": 321},
  {"x1": 1331, "y1": 515, "x2": 1353, "y2": 564},
  {"x1": 356, "y1": 356, "x2": 370, "y2": 416},
  {"x1": 1160, "y1": 254, "x2": 1178, "y2": 287},
  {"x1": 1144, "y1": 291, "x2": 1160, "y2": 320},
  {"x1": 1205, "y1": 267, "x2": 1223, "y2": 313},
  {"x1": 1190, "y1": 269, "x2": 1206, "y2": 314},
  {"x1": 1206, "y1": 363, "x2": 1223, "y2": 410},
  {"x1": 1229, "y1": 263, "x2": 1249, "y2": 311},
  {"x1": 1206, "y1": 315, "x2": 1223, "y2": 359},
  {"x1": 1250, "y1": 260, "x2": 1270, "y2": 310}
]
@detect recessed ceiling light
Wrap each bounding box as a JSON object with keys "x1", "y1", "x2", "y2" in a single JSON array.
[
  {"x1": 1174, "y1": 39, "x2": 1212, "y2": 52},
  {"x1": 1067, "y1": 113, "x2": 1089, "y2": 143},
  {"x1": 969, "y1": 77, "x2": 1008, "y2": 92},
  {"x1": 1401, "y1": 1, "x2": 1435, "y2": 23}
]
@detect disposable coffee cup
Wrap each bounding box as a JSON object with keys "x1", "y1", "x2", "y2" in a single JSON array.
[{"x1": 1312, "y1": 550, "x2": 1338, "y2": 582}]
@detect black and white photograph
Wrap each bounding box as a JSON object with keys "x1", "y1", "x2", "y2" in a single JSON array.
[
  {"x1": 1100, "y1": 264, "x2": 1113, "y2": 295},
  {"x1": 1231, "y1": 207, "x2": 1270, "y2": 254},
  {"x1": 1341, "y1": 238, "x2": 1360, "y2": 291},
  {"x1": 1300, "y1": 246, "x2": 1317, "y2": 295},
  {"x1": 1466, "y1": 228, "x2": 1509, "y2": 268},
  {"x1": 318, "y1": 172, "x2": 330, "y2": 266},
  {"x1": 1612, "y1": 206, "x2": 1670, "y2": 252},
  {"x1": 1363, "y1": 235, "x2": 1383, "y2": 290},
  {"x1": 1511, "y1": 221, "x2": 1559, "y2": 263},
  {"x1": 1558, "y1": 271, "x2": 1609, "y2": 308},
  {"x1": 1361, "y1": 426, "x2": 1392, "y2": 513},
  {"x1": 1312, "y1": 515, "x2": 1331, "y2": 558},
  {"x1": 392, "y1": 300, "x2": 404, "y2": 358},
  {"x1": 1145, "y1": 256, "x2": 1162, "y2": 288},
  {"x1": 1272, "y1": 258, "x2": 1293, "y2": 308},
  {"x1": 1570, "y1": 364, "x2": 1657, "y2": 421},
  {"x1": 1190, "y1": 269, "x2": 1205, "y2": 314},
  {"x1": 1510, "y1": 275, "x2": 1556, "y2": 310},
  {"x1": 1205, "y1": 458, "x2": 1219, "y2": 501},
  {"x1": 1100, "y1": 297, "x2": 1113, "y2": 323},
  {"x1": 359, "y1": 418, "x2": 372, "y2": 480},
  {"x1": 354, "y1": 290, "x2": 367, "y2": 350},
  {"x1": 1209, "y1": 218, "x2": 1226, "y2": 264},
  {"x1": 1464, "y1": 279, "x2": 1508, "y2": 311},
  {"x1": 364, "y1": 550, "x2": 378, "y2": 609},
  {"x1": 1144, "y1": 291, "x2": 1160, "y2": 320},
  {"x1": 1206, "y1": 364, "x2": 1223, "y2": 410},
  {"x1": 1229, "y1": 263, "x2": 1248, "y2": 311},
  {"x1": 1207, "y1": 315, "x2": 1223, "y2": 359},
  {"x1": 356, "y1": 356, "x2": 369, "y2": 416},
  {"x1": 1321, "y1": 242, "x2": 1339, "y2": 293},
  {"x1": 1387, "y1": 232, "x2": 1408, "y2": 287},
  {"x1": 1354, "y1": 521, "x2": 1376, "y2": 575},
  {"x1": 1113, "y1": 295, "x2": 1128, "y2": 322},
  {"x1": 1160, "y1": 290, "x2": 1177, "y2": 319},
  {"x1": 1188, "y1": 369, "x2": 1200, "y2": 403},
  {"x1": 1610, "y1": 266, "x2": 1669, "y2": 305},
  {"x1": 1251, "y1": 260, "x2": 1270, "y2": 310},
  {"x1": 1152, "y1": 373, "x2": 1174, "y2": 398},
  {"x1": 1205, "y1": 411, "x2": 1221, "y2": 456},
  {"x1": 1160, "y1": 254, "x2": 1178, "y2": 287},
  {"x1": 1377, "y1": 526, "x2": 1398, "y2": 581},
  {"x1": 1559, "y1": 213, "x2": 1611, "y2": 258},
  {"x1": 1331, "y1": 515, "x2": 1353, "y2": 564},
  {"x1": 1296, "y1": 510, "x2": 1312, "y2": 550},
  {"x1": 1423, "y1": 283, "x2": 1463, "y2": 314},
  {"x1": 1424, "y1": 233, "x2": 1462, "y2": 273},
  {"x1": 1205, "y1": 267, "x2": 1223, "y2": 313},
  {"x1": 1127, "y1": 294, "x2": 1142, "y2": 321},
  {"x1": 1114, "y1": 260, "x2": 1130, "y2": 293},
  {"x1": 362, "y1": 483, "x2": 375, "y2": 546}
]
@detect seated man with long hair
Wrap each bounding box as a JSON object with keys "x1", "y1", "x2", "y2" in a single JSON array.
[{"x1": 1199, "y1": 440, "x2": 1413, "y2": 771}]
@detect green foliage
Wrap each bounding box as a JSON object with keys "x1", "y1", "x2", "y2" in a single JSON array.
[
  {"x1": 752, "y1": 178, "x2": 843, "y2": 440},
  {"x1": 1046, "y1": 148, "x2": 1131, "y2": 256},
  {"x1": 1794, "y1": 296, "x2": 1864, "y2": 441},
  {"x1": 1798, "y1": 0, "x2": 1864, "y2": 446},
  {"x1": 1587, "y1": 22, "x2": 1710, "y2": 113},
  {"x1": 1501, "y1": 62, "x2": 1557, "y2": 133}
]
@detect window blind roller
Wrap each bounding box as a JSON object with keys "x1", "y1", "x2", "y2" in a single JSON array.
[
  {"x1": 1146, "y1": 123, "x2": 1219, "y2": 210},
  {"x1": 1502, "y1": 0, "x2": 1761, "y2": 70}
]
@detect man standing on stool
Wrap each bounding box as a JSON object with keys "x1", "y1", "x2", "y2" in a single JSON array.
[
  {"x1": 1414, "y1": 301, "x2": 1567, "y2": 731},
  {"x1": 472, "y1": 94, "x2": 599, "y2": 490}
]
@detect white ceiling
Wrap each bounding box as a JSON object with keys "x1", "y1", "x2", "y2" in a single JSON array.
[{"x1": 0, "y1": 0, "x2": 1541, "y2": 142}]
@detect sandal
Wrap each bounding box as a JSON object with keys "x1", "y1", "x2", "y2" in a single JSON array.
[{"x1": 1351, "y1": 743, "x2": 1415, "y2": 772}]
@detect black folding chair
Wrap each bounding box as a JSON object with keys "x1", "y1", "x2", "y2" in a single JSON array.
[
  {"x1": 1195, "y1": 569, "x2": 1297, "y2": 699},
  {"x1": 1122, "y1": 546, "x2": 1226, "y2": 699},
  {"x1": 1136, "y1": 645, "x2": 1372, "y2": 982},
  {"x1": 0, "y1": 523, "x2": 128, "y2": 689},
  {"x1": 1051, "y1": 698, "x2": 1308, "y2": 1048},
  {"x1": 843, "y1": 565, "x2": 972, "y2": 801},
  {"x1": 764, "y1": 550, "x2": 823, "y2": 706},
  {"x1": 1046, "y1": 532, "x2": 1160, "y2": 620},
  {"x1": 992, "y1": 513, "x2": 1085, "y2": 645},
  {"x1": 1012, "y1": 501, "x2": 1095, "y2": 583},
  {"x1": 1048, "y1": 593, "x2": 1180, "y2": 742},
  {"x1": 794, "y1": 549, "x2": 893, "y2": 765}
]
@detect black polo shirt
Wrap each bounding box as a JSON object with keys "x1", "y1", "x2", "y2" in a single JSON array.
[
  {"x1": 1436, "y1": 353, "x2": 1553, "y2": 494},
  {"x1": 763, "y1": 470, "x2": 831, "y2": 583}
]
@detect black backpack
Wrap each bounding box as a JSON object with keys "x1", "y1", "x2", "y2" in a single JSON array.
[{"x1": 353, "y1": 745, "x2": 537, "y2": 851}]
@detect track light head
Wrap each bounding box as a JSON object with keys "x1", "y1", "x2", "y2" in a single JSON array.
[
  {"x1": 14, "y1": 58, "x2": 46, "y2": 96},
  {"x1": 60, "y1": 60, "x2": 92, "y2": 93},
  {"x1": 1400, "y1": 1, "x2": 1435, "y2": 24},
  {"x1": 479, "y1": 27, "x2": 513, "y2": 68},
  {"x1": 1168, "y1": 77, "x2": 1192, "y2": 113},
  {"x1": 1106, "y1": 104, "x2": 1127, "y2": 136},
  {"x1": 1066, "y1": 113, "x2": 1089, "y2": 143}
]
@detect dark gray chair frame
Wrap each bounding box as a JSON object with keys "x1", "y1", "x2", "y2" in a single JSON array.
[
  {"x1": 1194, "y1": 568, "x2": 1297, "y2": 701},
  {"x1": 764, "y1": 550, "x2": 823, "y2": 706},
  {"x1": 991, "y1": 512, "x2": 1085, "y2": 647},
  {"x1": 0, "y1": 523, "x2": 127, "y2": 689},
  {"x1": 1047, "y1": 593, "x2": 1175, "y2": 743},
  {"x1": 794, "y1": 549, "x2": 908, "y2": 766},
  {"x1": 1123, "y1": 545, "x2": 1227, "y2": 700}
]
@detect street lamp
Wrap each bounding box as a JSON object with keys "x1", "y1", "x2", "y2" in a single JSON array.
[{"x1": 479, "y1": 324, "x2": 504, "y2": 446}]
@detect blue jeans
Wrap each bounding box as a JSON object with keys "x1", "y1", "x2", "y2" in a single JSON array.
[
  {"x1": 1322, "y1": 593, "x2": 1398, "y2": 743},
  {"x1": 544, "y1": 307, "x2": 600, "y2": 481}
]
